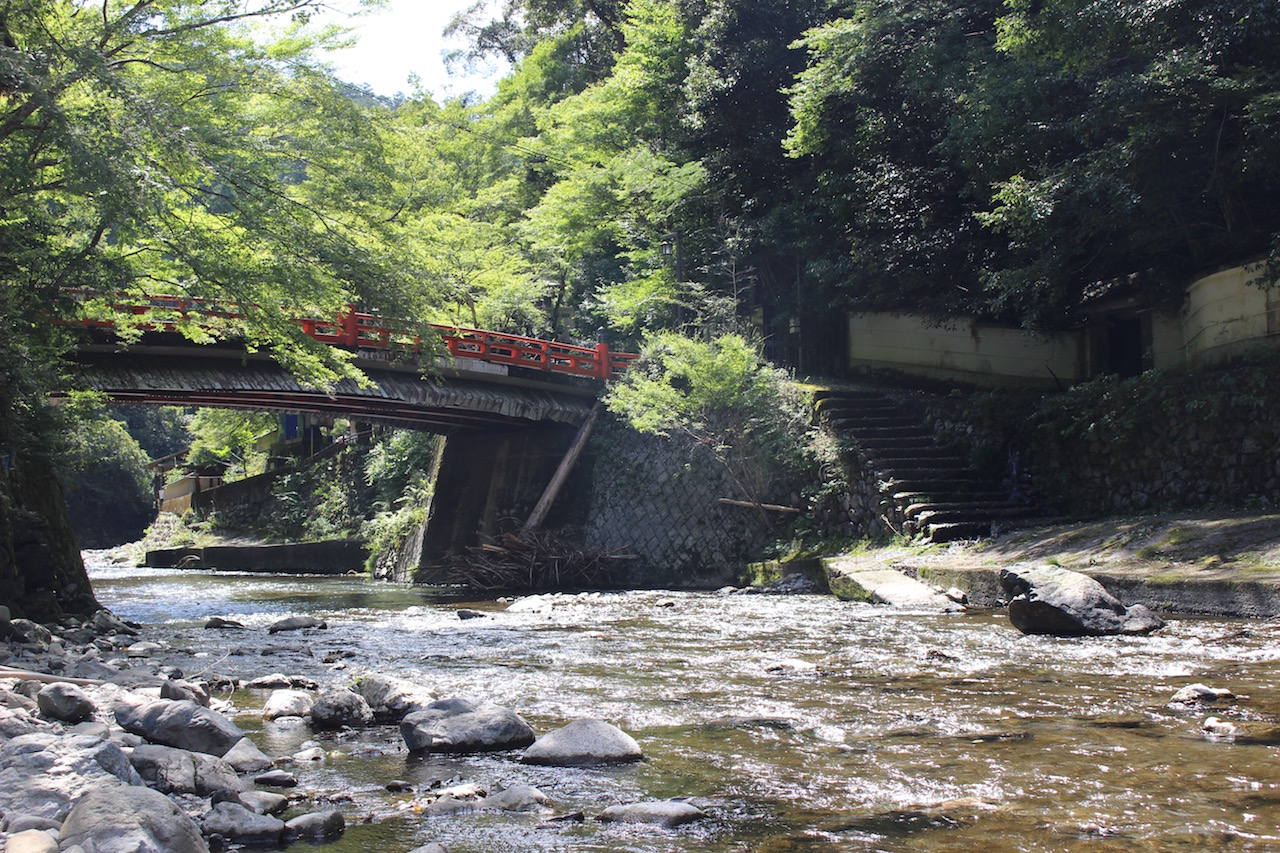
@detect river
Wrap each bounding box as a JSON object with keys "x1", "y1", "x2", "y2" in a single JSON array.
[{"x1": 85, "y1": 561, "x2": 1280, "y2": 852}]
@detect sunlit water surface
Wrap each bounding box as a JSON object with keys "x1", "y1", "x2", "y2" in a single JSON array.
[{"x1": 86, "y1": 562, "x2": 1280, "y2": 852}]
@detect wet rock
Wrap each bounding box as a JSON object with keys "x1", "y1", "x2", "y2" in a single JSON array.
[
  {"x1": 266, "y1": 616, "x2": 327, "y2": 634},
  {"x1": 237, "y1": 790, "x2": 289, "y2": 816},
  {"x1": 59, "y1": 784, "x2": 208, "y2": 853},
  {"x1": 352, "y1": 673, "x2": 436, "y2": 723},
  {"x1": 456, "y1": 609, "x2": 487, "y2": 620},
  {"x1": 421, "y1": 795, "x2": 478, "y2": 817},
  {"x1": 597, "y1": 800, "x2": 705, "y2": 828},
  {"x1": 126, "y1": 641, "x2": 165, "y2": 658},
  {"x1": 222, "y1": 736, "x2": 274, "y2": 773},
  {"x1": 0, "y1": 733, "x2": 142, "y2": 821},
  {"x1": 1202, "y1": 716, "x2": 1239, "y2": 738},
  {"x1": 246, "y1": 673, "x2": 294, "y2": 689},
  {"x1": 5, "y1": 829, "x2": 59, "y2": 853},
  {"x1": 115, "y1": 699, "x2": 245, "y2": 757},
  {"x1": 399, "y1": 696, "x2": 535, "y2": 753},
  {"x1": 407, "y1": 845, "x2": 450, "y2": 853},
  {"x1": 1170, "y1": 683, "x2": 1235, "y2": 706},
  {"x1": 201, "y1": 801, "x2": 285, "y2": 847},
  {"x1": 35, "y1": 683, "x2": 95, "y2": 723},
  {"x1": 480, "y1": 784, "x2": 552, "y2": 812},
  {"x1": 204, "y1": 616, "x2": 244, "y2": 630},
  {"x1": 161, "y1": 678, "x2": 210, "y2": 707},
  {"x1": 386, "y1": 779, "x2": 414, "y2": 792},
  {"x1": 520, "y1": 718, "x2": 643, "y2": 766},
  {"x1": 309, "y1": 688, "x2": 373, "y2": 729},
  {"x1": 254, "y1": 769, "x2": 299, "y2": 788},
  {"x1": 10, "y1": 619, "x2": 52, "y2": 647},
  {"x1": 262, "y1": 688, "x2": 314, "y2": 720},
  {"x1": 999, "y1": 566, "x2": 1164, "y2": 636},
  {"x1": 284, "y1": 810, "x2": 345, "y2": 840},
  {"x1": 129, "y1": 744, "x2": 243, "y2": 797}
]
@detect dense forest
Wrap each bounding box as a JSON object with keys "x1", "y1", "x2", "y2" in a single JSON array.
[{"x1": 2, "y1": 0, "x2": 1279, "y2": 612}]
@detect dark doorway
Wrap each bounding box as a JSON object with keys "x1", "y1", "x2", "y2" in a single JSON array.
[{"x1": 1106, "y1": 316, "x2": 1145, "y2": 378}]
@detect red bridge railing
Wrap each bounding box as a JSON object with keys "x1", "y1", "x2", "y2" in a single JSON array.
[{"x1": 74, "y1": 293, "x2": 637, "y2": 382}]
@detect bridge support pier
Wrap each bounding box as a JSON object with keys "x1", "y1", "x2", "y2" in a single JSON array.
[{"x1": 407, "y1": 426, "x2": 592, "y2": 583}]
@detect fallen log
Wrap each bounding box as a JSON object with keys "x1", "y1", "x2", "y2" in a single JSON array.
[
  {"x1": 718, "y1": 498, "x2": 802, "y2": 514},
  {"x1": 0, "y1": 667, "x2": 106, "y2": 686}
]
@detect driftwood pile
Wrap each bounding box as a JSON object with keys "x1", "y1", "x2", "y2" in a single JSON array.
[{"x1": 435, "y1": 530, "x2": 633, "y2": 592}]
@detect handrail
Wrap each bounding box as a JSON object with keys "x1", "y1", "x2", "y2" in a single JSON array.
[{"x1": 68, "y1": 292, "x2": 637, "y2": 381}]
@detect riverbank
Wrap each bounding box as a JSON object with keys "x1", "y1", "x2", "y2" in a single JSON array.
[{"x1": 826, "y1": 510, "x2": 1280, "y2": 618}]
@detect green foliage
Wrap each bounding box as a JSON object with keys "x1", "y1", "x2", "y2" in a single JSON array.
[
  {"x1": 58, "y1": 403, "x2": 154, "y2": 548},
  {"x1": 186, "y1": 409, "x2": 276, "y2": 479},
  {"x1": 109, "y1": 406, "x2": 191, "y2": 460},
  {"x1": 605, "y1": 332, "x2": 814, "y2": 511}
]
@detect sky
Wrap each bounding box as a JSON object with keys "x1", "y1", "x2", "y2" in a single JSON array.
[{"x1": 317, "y1": 0, "x2": 510, "y2": 99}]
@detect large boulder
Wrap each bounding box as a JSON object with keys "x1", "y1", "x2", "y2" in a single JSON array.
[
  {"x1": 520, "y1": 718, "x2": 643, "y2": 766},
  {"x1": 35, "y1": 683, "x2": 96, "y2": 723},
  {"x1": 115, "y1": 699, "x2": 245, "y2": 757},
  {"x1": 284, "y1": 810, "x2": 345, "y2": 841},
  {"x1": 309, "y1": 689, "x2": 373, "y2": 730},
  {"x1": 352, "y1": 673, "x2": 436, "y2": 723},
  {"x1": 266, "y1": 616, "x2": 327, "y2": 634},
  {"x1": 999, "y1": 566, "x2": 1165, "y2": 637},
  {"x1": 222, "y1": 737, "x2": 274, "y2": 773},
  {"x1": 59, "y1": 784, "x2": 208, "y2": 853},
  {"x1": 129, "y1": 744, "x2": 244, "y2": 797},
  {"x1": 399, "y1": 697, "x2": 535, "y2": 754},
  {"x1": 5, "y1": 829, "x2": 58, "y2": 853},
  {"x1": 200, "y1": 801, "x2": 285, "y2": 847},
  {"x1": 0, "y1": 733, "x2": 141, "y2": 821}
]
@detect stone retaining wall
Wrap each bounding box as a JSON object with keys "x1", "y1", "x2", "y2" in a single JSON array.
[{"x1": 580, "y1": 416, "x2": 790, "y2": 587}]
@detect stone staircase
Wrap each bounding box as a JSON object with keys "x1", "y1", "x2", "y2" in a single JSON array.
[{"x1": 818, "y1": 389, "x2": 1052, "y2": 543}]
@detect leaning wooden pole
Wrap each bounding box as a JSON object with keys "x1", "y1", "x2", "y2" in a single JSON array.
[{"x1": 522, "y1": 401, "x2": 603, "y2": 536}]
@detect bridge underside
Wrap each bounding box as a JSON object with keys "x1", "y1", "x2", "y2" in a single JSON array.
[{"x1": 71, "y1": 349, "x2": 596, "y2": 432}]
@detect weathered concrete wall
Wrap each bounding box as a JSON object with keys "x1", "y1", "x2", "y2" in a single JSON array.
[
  {"x1": 847, "y1": 313, "x2": 1087, "y2": 389},
  {"x1": 580, "y1": 416, "x2": 784, "y2": 587},
  {"x1": 1183, "y1": 266, "x2": 1280, "y2": 363}
]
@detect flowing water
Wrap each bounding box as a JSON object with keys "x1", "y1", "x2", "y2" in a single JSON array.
[{"x1": 85, "y1": 562, "x2": 1280, "y2": 852}]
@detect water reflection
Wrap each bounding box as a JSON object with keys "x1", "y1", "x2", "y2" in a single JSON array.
[{"x1": 87, "y1": 563, "x2": 1280, "y2": 852}]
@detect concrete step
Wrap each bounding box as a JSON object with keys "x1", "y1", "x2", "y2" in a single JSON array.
[
  {"x1": 913, "y1": 506, "x2": 1048, "y2": 526},
  {"x1": 926, "y1": 521, "x2": 996, "y2": 543},
  {"x1": 892, "y1": 488, "x2": 1009, "y2": 504},
  {"x1": 872, "y1": 461, "x2": 972, "y2": 479}
]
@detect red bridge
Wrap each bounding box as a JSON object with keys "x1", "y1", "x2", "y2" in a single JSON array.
[
  {"x1": 69, "y1": 294, "x2": 638, "y2": 432},
  {"x1": 79, "y1": 293, "x2": 637, "y2": 382}
]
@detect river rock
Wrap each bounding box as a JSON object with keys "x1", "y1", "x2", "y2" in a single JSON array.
[
  {"x1": 115, "y1": 698, "x2": 245, "y2": 757},
  {"x1": 6, "y1": 816, "x2": 63, "y2": 834},
  {"x1": 597, "y1": 800, "x2": 706, "y2": 828},
  {"x1": 222, "y1": 736, "x2": 274, "y2": 773},
  {"x1": 309, "y1": 688, "x2": 373, "y2": 729},
  {"x1": 267, "y1": 616, "x2": 327, "y2": 634},
  {"x1": 998, "y1": 566, "x2": 1165, "y2": 636},
  {"x1": 480, "y1": 784, "x2": 552, "y2": 812},
  {"x1": 129, "y1": 743, "x2": 243, "y2": 797},
  {"x1": 520, "y1": 718, "x2": 643, "y2": 766},
  {"x1": 2, "y1": 686, "x2": 39, "y2": 712},
  {"x1": 0, "y1": 705, "x2": 48, "y2": 739},
  {"x1": 399, "y1": 696, "x2": 536, "y2": 753},
  {"x1": 35, "y1": 683, "x2": 95, "y2": 723},
  {"x1": 262, "y1": 688, "x2": 314, "y2": 720},
  {"x1": 5, "y1": 829, "x2": 59, "y2": 853},
  {"x1": 254, "y1": 769, "x2": 298, "y2": 787},
  {"x1": 352, "y1": 673, "x2": 436, "y2": 723},
  {"x1": 407, "y1": 845, "x2": 450, "y2": 853},
  {"x1": 0, "y1": 733, "x2": 141, "y2": 821},
  {"x1": 10, "y1": 618, "x2": 52, "y2": 647},
  {"x1": 204, "y1": 616, "x2": 245, "y2": 630},
  {"x1": 59, "y1": 784, "x2": 208, "y2": 853},
  {"x1": 0, "y1": 603, "x2": 11, "y2": 639},
  {"x1": 246, "y1": 673, "x2": 294, "y2": 689},
  {"x1": 89, "y1": 609, "x2": 139, "y2": 637},
  {"x1": 284, "y1": 810, "x2": 345, "y2": 840},
  {"x1": 237, "y1": 790, "x2": 289, "y2": 816},
  {"x1": 1170, "y1": 683, "x2": 1235, "y2": 705},
  {"x1": 201, "y1": 801, "x2": 285, "y2": 846},
  {"x1": 161, "y1": 678, "x2": 210, "y2": 706}
]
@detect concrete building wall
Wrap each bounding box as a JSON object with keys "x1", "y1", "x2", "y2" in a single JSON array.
[
  {"x1": 1183, "y1": 266, "x2": 1280, "y2": 363},
  {"x1": 847, "y1": 265, "x2": 1280, "y2": 385},
  {"x1": 846, "y1": 314, "x2": 1087, "y2": 389}
]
